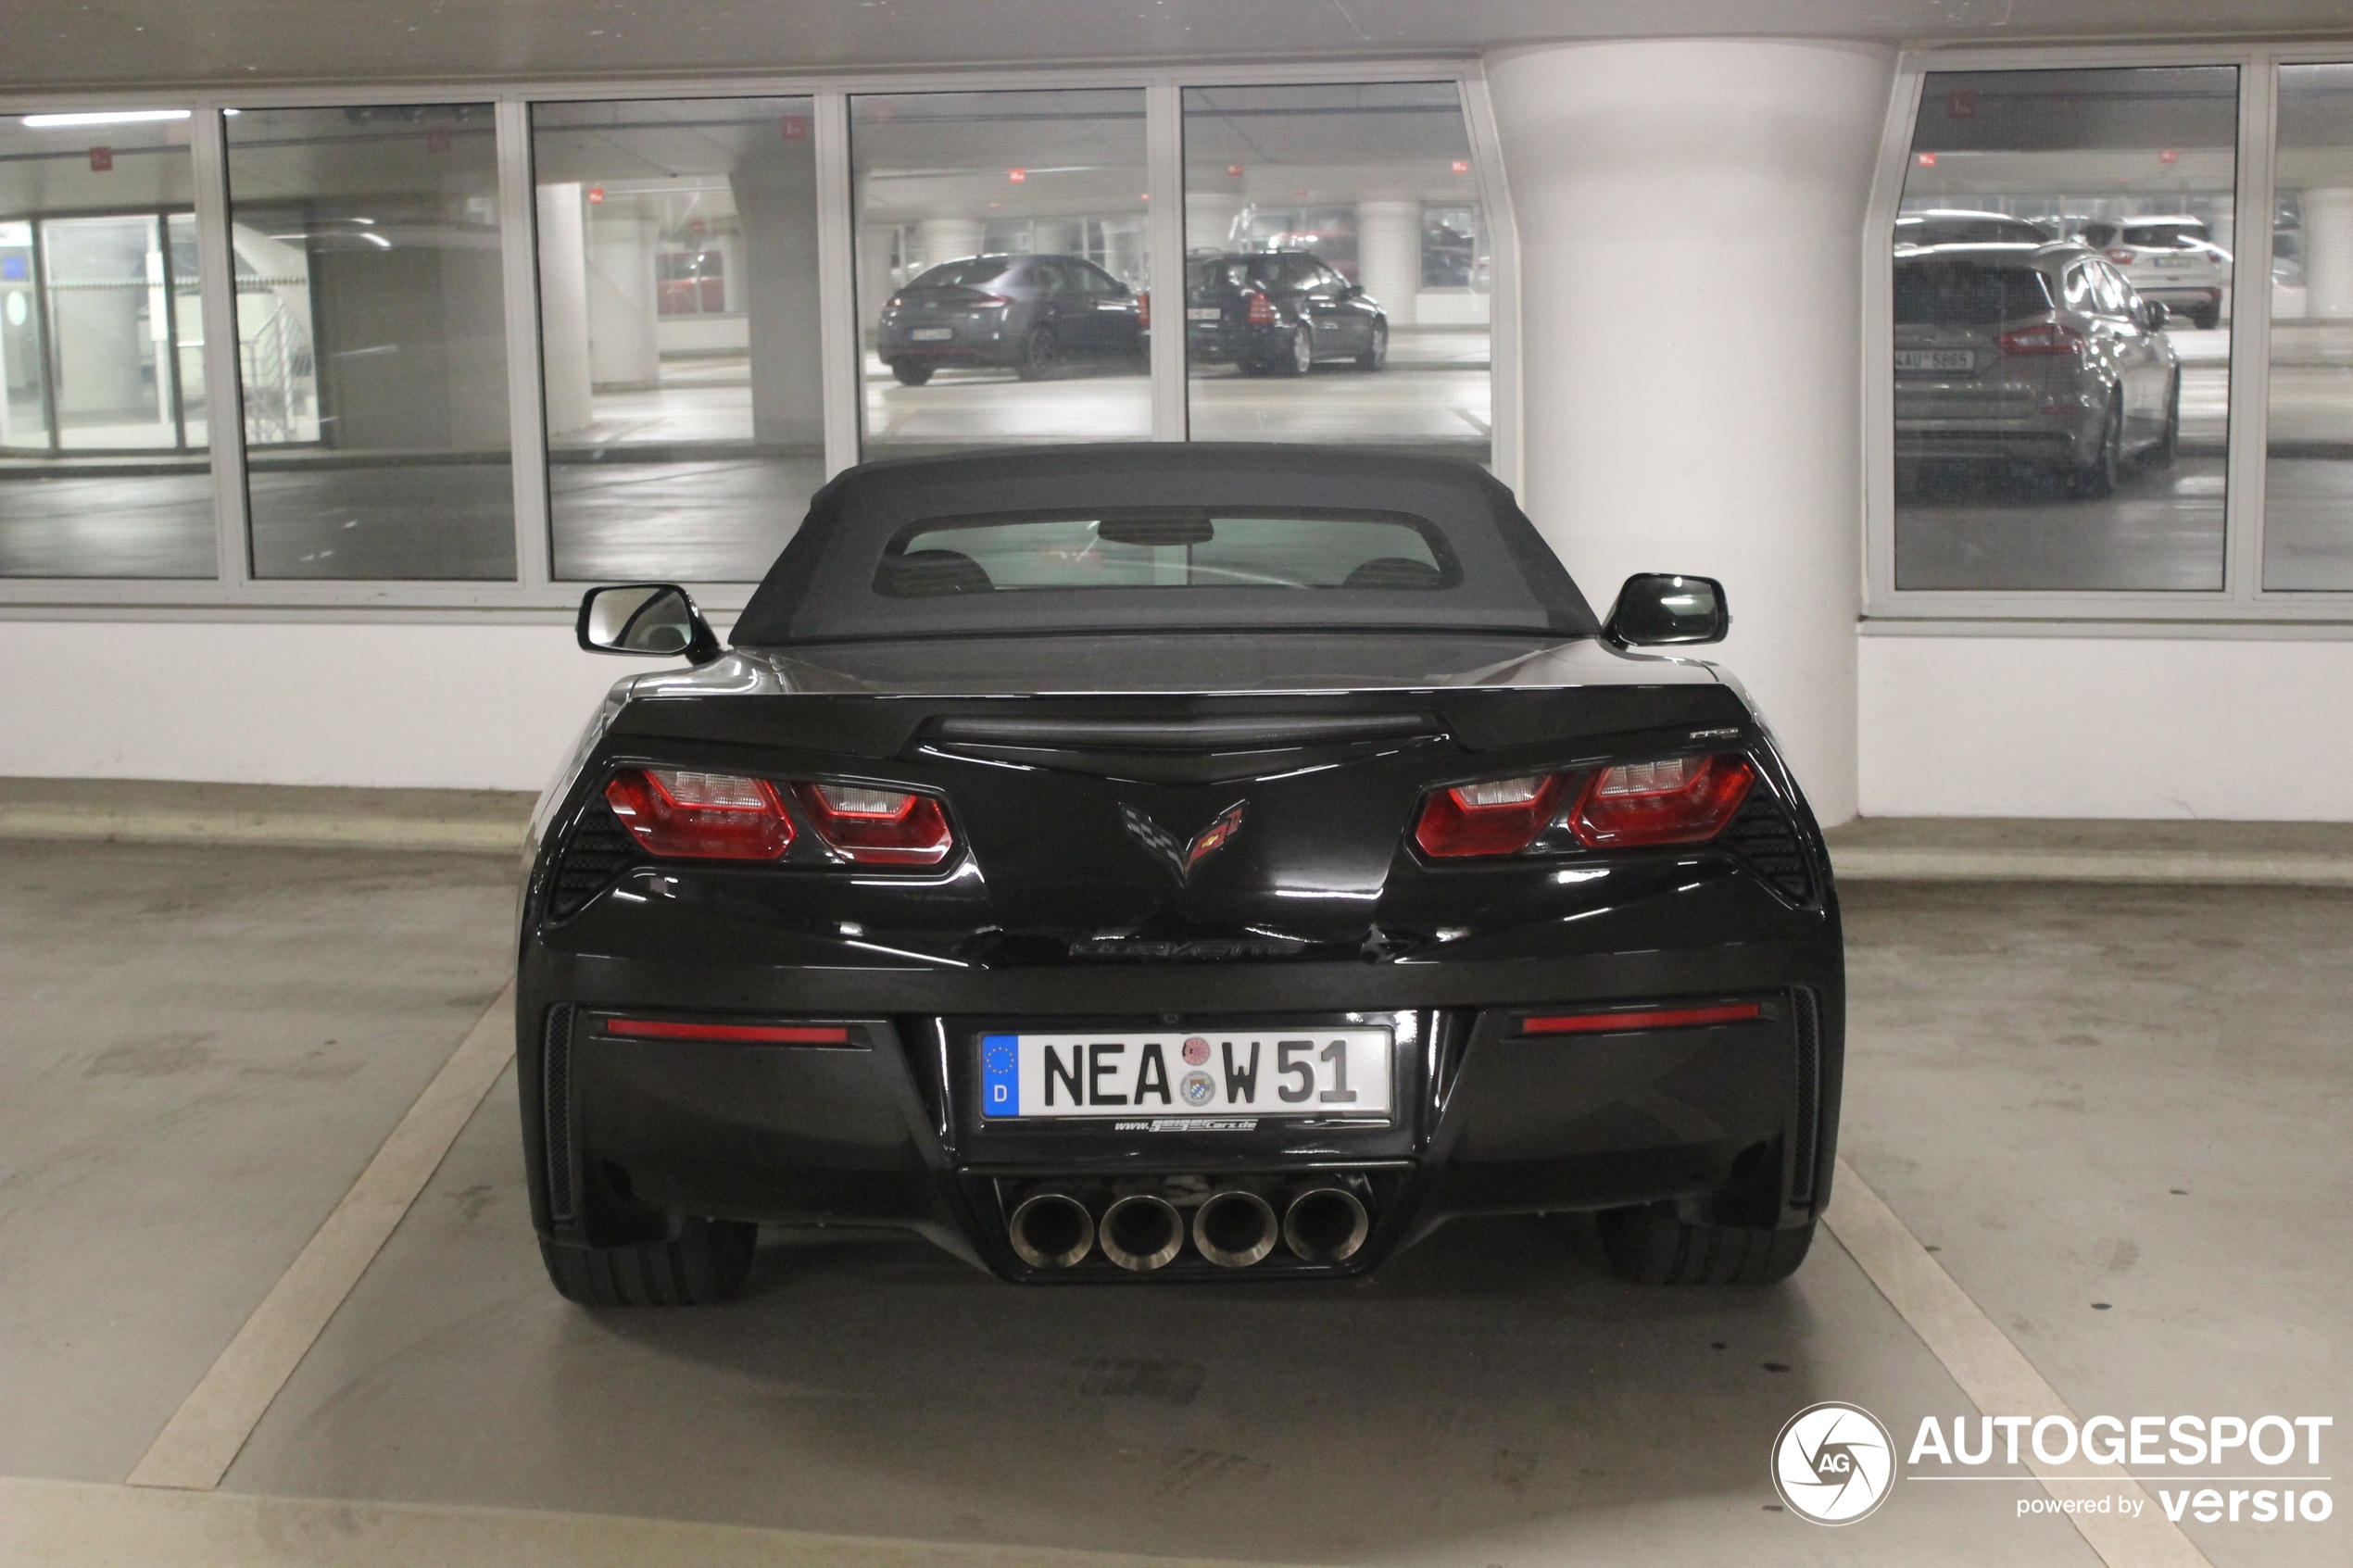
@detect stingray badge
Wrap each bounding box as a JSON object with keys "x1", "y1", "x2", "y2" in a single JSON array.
[{"x1": 1120, "y1": 800, "x2": 1247, "y2": 886}]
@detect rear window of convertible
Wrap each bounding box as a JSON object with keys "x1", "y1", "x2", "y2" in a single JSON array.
[{"x1": 874, "y1": 509, "x2": 1460, "y2": 596}]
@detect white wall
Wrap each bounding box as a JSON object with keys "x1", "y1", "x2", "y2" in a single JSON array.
[
  {"x1": 0, "y1": 621, "x2": 660, "y2": 792},
  {"x1": 1487, "y1": 39, "x2": 1897, "y2": 827},
  {"x1": 1860, "y1": 636, "x2": 2353, "y2": 820}
]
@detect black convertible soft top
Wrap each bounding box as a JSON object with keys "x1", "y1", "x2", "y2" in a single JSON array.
[{"x1": 731, "y1": 444, "x2": 1600, "y2": 646}]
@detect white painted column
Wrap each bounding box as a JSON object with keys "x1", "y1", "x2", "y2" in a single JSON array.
[
  {"x1": 1485, "y1": 40, "x2": 1894, "y2": 823},
  {"x1": 533, "y1": 183, "x2": 593, "y2": 439},
  {"x1": 916, "y1": 217, "x2": 985, "y2": 270},
  {"x1": 1185, "y1": 193, "x2": 1244, "y2": 252},
  {"x1": 2304, "y1": 186, "x2": 2353, "y2": 320},
  {"x1": 584, "y1": 204, "x2": 661, "y2": 390},
  {"x1": 1353, "y1": 197, "x2": 1421, "y2": 328},
  {"x1": 732, "y1": 158, "x2": 824, "y2": 451}
]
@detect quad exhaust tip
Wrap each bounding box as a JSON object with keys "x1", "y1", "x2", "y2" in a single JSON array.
[
  {"x1": 1099, "y1": 1192, "x2": 1186, "y2": 1272},
  {"x1": 1193, "y1": 1189, "x2": 1279, "y2": 1269},
  {"x1": 1283, "y1": 1186, "x2": 1370, "y2": 1264},
  {"x1": 1008, "y1": 1191, "x2": 1095, "y2": 1270}
]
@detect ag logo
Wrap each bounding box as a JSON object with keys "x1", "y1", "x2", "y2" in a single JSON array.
[{"x1": 1770, "y1": 1402, "x2": 1896, "y2": 1524}]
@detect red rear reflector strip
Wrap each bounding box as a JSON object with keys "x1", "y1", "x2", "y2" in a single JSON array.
[
  {"x1": 1520, "y1": 1002, "x2": 1761, "y2": 1035},
  {"x1": 604, "y1": 1019, "x2": 851, "y2": 1044}
]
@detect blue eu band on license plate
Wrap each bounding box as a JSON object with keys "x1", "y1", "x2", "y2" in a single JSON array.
[
  {"x1": 981, "y1": 1034, "x2": 1021, "y2": 1118},
  {"x1": 979, "y1": 1029, "x2": 1393, "y2": 1120}
]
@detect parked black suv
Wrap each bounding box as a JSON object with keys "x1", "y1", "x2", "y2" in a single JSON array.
[
  {"x1": 1184, "y1": 250, "x2": 1388, "y2": 376},
  {"x1": 876, "y1": 254, "x2": 1146, "y2": 385}
]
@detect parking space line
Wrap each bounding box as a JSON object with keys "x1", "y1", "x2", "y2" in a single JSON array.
[
  {"x1": 124, "y1": 987, "x2": 517, "y2": 1493},
  {"x1": 2, "y1": 1476, "x2": 1280, "y2": 1568},
  {"x1": 1823, "y1": 1157, "x2": 2213, "y2": 1568}
]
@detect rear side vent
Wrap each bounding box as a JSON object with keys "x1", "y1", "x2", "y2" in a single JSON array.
[
  {"x1": 542, "y1": 1004, "x2": 577, "y2": 1223},
  {"x1": 1725, "y1": 789, "x2": 1815, "y2": 903},
  {"x1": 1790, "y1": 988, "x2": 1821, "y2": 1207},
  {"x1": 547, "y1": 802, "x2": 639, "y2": 919}
]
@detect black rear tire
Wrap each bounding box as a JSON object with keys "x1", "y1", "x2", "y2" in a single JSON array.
[
  {"x1": 1279, "y1": 323, "x2": 1314, "y2": 376},
  {"x1": 2193, "y1": 306, "x2": 2221, "y2": 331},
  {"x1": 1015, "y1": 326, "x2": 1059, "y2": 382},
  {"x1": 2150, "y1": 372, "x2": 2180, "y2": 469},
  {"x1": 539, "y1": 1217, "x2": 757, "y2": 1306},
  {"x1": 2068, "y1": 392, "x2": 2123, "y2": 500},
  {"x1": 889, "y1": 361, "x2": 933, "y2": 387},
  {"x1": 1596, "y1": 1206, "x2": 1815, "y2": 1286}
]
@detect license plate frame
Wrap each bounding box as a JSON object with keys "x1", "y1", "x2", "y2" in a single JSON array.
[
  {"x1": 978, "y1": 1026, "x2": 1395, "y2": 1123},
  {"x1": 1186, "y1": 307, "x2": 1223, "y2": 321},
  {"x1": 908, "y1": 326, "x2": 955, "y2": 342},
  {"x1": 1894, "y1": 348, "x2": 1973, "y2": 372}
]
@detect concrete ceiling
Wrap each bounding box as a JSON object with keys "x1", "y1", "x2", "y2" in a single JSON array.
[{"x1": 4, "y1": 0, "x2": 2350, "y2": 93}]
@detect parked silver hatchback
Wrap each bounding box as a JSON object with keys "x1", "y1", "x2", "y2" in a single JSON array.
[{"x1": 1894, "y1": 242, "x2": 2181, "y2": 498}]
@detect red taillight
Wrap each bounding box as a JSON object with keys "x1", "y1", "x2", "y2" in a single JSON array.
[
  {"x1": 1519, "y1": 1002, "x2": 1761, "y2": 1035},
  {"x1": 887, "y1": 294, "x2": 902, "y2": 308},
  {"x1": 1998, "y1": 322, "x2": 2085, "y2": 356},
  {"x1": 789, "y1": 783, "x2": 954, "y2": 866},
  {"x1": 604, "y1": 768, "x2": 794, "y2": 860},
  {"x1": 2105, "y1": 248, "x2": 2135, "y2": 264},
  {"x1": 973, "y1": 293, "x2": 1011, "y2": 308},
  {"x1": 1567, "y1": 756, "x2": 1754, "y2": 848},
  {"x1": 1413, "y1": 773, "x2": 1569, "y2": 859},
  {"x1": 1137, "y1": 289, "x2": 1150, "y2": 329},
  {"x1": 604, "y1": 1019, "x2": 851, "y2": 1044},
  {"x1": 1245, "y1": 290, "x2": 1276, "y2": 326}
]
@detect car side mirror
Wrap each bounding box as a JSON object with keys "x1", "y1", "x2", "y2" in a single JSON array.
[
  {"x1": 2139, "y1": 299, "x2": 2170, "y2": 331},
  {"x1": 577, "y1": 583, "x2": 722, "y2": 664},
  {"x1": 1603, "y1": 573, "x2": 1730, "y2": 647}
]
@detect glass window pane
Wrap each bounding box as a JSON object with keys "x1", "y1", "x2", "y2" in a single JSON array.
[
  {"x1": 852, "y1": 90, "x2": 1150, "y2": 459},
  {"x1": 882, "y1": 509, "x2": 1450, "y2": 593},
  {"x1": 227, "y1": 104, "x2": 513, "y2": 581},
  {"x1": 2267, "y1": 63, "x2": 2353, "y2": 591},
  {"x1": 1181, "y1": 83, "x2": 1490, "y2": 468},
  {"x1": 533, "y1": 97, "x2": 822, "y2": 583},
  {"x1": 0, "y1": 110, "x2": 214, "y2": 578},
  {"x1": 1894, "y1": 68, "x2": 2236, "y2": 592}
]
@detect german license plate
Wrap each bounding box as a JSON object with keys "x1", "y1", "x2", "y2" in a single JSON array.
[
  {"x1": 1894, "y1": 349, "x2": 1972, "y2": 372},
  {"x1": 2152, "y1": 254, "x2": 2195, "y2": 269},
  {"x1": 909, "y1": 326, "x2": 954, "y2": 341},
  {"x1": 980, "y1": 1029, "x2": 1392, "y2": 1121},
  {"x1": 1187, "y1": 307, "x2": 1222, "y2": 321}
]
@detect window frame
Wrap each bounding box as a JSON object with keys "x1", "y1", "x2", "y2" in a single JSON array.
[
  {"x1": 1866, "y1": 42, "x2": 2353, "y2": 633},
  {"x1": 0, "y1": 62, "x2": 1517, "y2": 621}
]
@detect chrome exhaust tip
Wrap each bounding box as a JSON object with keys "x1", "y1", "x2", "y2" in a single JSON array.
[
  {"x1": 1008, "y1": 1191, "x2": 1095, "y2": 1269},
  {"x1": 1283, "y1": 1186, "x2": 1370, "y2": 1264},
  {"x1": 1099, "y1": 1193, "x2": 1185, "y2": 1272},
  {"x1": 1193, "y1": 1188, "x2": 1279, "y2": 1269}
]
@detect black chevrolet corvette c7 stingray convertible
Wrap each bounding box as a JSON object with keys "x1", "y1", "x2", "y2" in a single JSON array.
[{"x1": 519, "y1": 443, "x2": 1843, "y2": 1305}]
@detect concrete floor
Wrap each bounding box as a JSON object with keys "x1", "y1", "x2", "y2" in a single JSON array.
[{"x1": 0, "y1": 834, "x2": 2345, "y2": 1564}]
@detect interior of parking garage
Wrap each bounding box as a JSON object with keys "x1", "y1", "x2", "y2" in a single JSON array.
[{"x1": 3, "y1": 6, "x2": 2351, "y2": 1568}]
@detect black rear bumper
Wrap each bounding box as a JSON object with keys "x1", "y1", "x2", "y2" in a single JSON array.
[{"x1": 518, "y1": 933, "x2": 1842, "y2": 1283}]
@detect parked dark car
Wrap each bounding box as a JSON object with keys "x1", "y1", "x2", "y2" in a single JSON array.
[
  {"x1": 1894, "y1": 242, "x2": 2180, "y2": 497},
  {"x1": 875, "y1": 254, "x2": 1145, "y2": 385},
  {"x1": 521, "y1": 444, "x2": 1841, "y2": 1305},
  {"x1": 1186, "y1": 250, "x2": 1388, "y2": 374}
]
